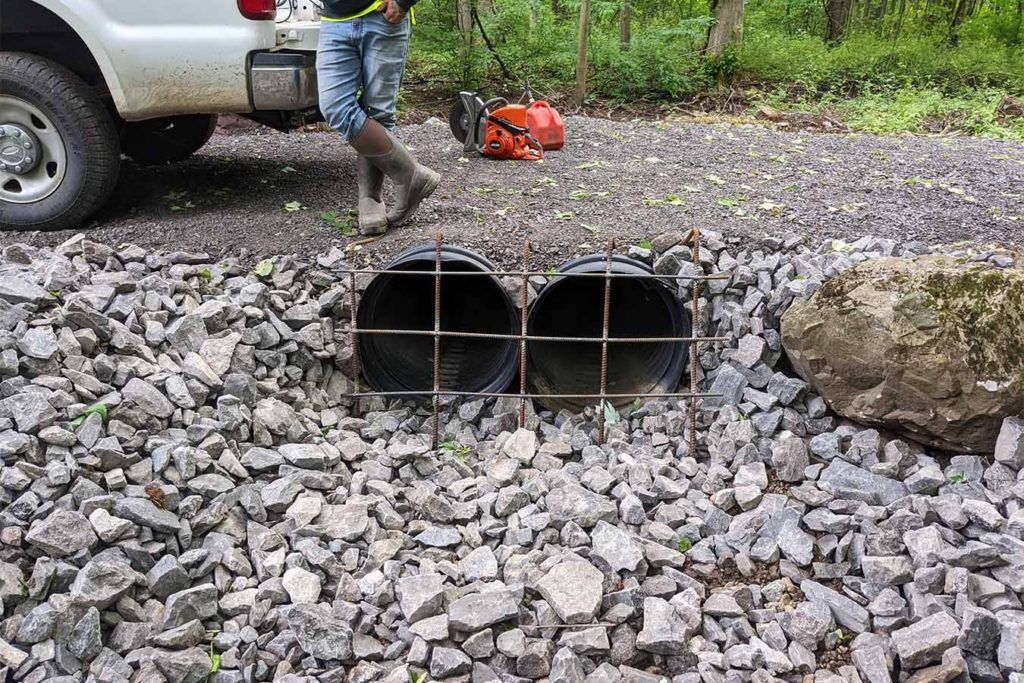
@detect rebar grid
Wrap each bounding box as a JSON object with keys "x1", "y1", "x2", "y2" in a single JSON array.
[{"x1": 347, "y1": 228, "x2": 720, "y2": 450}]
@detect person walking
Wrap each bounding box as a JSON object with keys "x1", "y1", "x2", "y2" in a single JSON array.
[{"x1": 317, "y1": 0, "x2": 440, "y2": 235}]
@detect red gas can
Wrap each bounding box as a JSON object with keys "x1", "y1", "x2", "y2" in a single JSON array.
[{"x1": 527, "y1": 101, "x2": 565, "y2": 151}]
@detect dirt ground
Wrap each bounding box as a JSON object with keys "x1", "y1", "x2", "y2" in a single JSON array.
[{"x1": 4, "y1": 116, "x2": 1023, "y2": 269}]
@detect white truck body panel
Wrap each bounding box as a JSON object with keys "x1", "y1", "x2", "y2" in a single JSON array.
[{"x1": 27, "y1": 0, "x2": 320, "y2": 120}]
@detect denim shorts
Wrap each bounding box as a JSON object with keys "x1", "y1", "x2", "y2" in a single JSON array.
[{"x1": 316, "y1": 11, "x2": 411, "y2": 142}]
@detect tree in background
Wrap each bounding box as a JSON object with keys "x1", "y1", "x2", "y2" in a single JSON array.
[
  {"x1": 405, "y1": 0, "x2": 1023, "y2": 134},
  {"x1": 620, "y1": 0, "x2": 632, "y2": 46},
  {"x1": 705, "y1": 0, "x2": 745, "y2": 57},
  {"x1": 576, "y1": 0, "x2": 592, "y2": 105},
  {"x1": 824, "y1": 0, "x2": 854, "y2": 42}
]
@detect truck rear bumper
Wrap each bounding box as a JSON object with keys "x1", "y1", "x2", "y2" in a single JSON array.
[{"x1": 250, "y1": 52, "x2": 319, "y2": 111}]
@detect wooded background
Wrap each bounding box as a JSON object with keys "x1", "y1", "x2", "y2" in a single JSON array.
[{"x1": 406, "y1": 0, "x2": 1024, "y2": 136}]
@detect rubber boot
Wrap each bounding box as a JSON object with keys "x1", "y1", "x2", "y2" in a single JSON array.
[
  {"x1": 366, "y1": 134, "x2": 441, "y2": 227},
  {"x1": 357, "y1": 155, "x2": 388, "y2": 236}
]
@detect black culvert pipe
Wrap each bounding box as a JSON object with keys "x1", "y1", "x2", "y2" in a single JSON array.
[
  {"x1": 527, "y1": 254, "x2": 691, "y2": 414},
  {"x1": 356, "y1": 244, "x2": 519, "y2": 395}
]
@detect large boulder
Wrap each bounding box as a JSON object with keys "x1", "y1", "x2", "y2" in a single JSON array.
[{"x1": 782, "y1": 255, "x2": 1024, "y2": 452}]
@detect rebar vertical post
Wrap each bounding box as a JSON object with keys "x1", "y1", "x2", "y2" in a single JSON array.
[
  {"x1": 432, "y1": 230, "x2": 443, "y2": 450},
  {"x1": 349, "y1": 271, "x2": 360, "y2": 396},
  {"x1": 689, "y1": 228, "x2": 702, "y2": 459},
  {"x1": 597, "y1": 238, "x2": 615, "y2": 446},
  {"x1": 519, "y1": 241, "x2": 531, "y2": 430}
]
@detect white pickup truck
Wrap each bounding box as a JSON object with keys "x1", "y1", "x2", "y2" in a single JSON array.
[{"x1": 0, "y1": 0, "x2": 323, "y2": 231}]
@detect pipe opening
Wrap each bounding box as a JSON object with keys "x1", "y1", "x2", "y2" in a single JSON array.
[
  {"x1": 356, "y1": 245, "x2": 519, "y2": 395},
  {"x1": 527, "y1": 255, "x2": 690, "y2": 414}
]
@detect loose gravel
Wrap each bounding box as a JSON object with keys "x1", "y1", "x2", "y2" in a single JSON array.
[
  {"x1": 0, "y1": 229, "x2": 1022, "y2": 683},
  {"x1": 1, "y1": 117, "x2": 1023, "y2": 269}
]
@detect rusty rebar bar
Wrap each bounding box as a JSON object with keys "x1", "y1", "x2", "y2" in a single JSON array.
[
  {"x1": 689, "y1": 227, "x2": 701, "y2": 459},
  {"x1": 350, "y1": 328, "x2": 727, "y2": 344},
  {"x1": 596, "y1": 238, "x2": 615, "y2": 446},
  {"x1": 347, "y1": 390, "x2": 720, "y2": 399},
  {"x1": 432, "y1": 230, "x2": 442, "y2": 450},
  {"x1": 346, "y1": 233, "x2": 728, "y2": 455},
  {"x1": 337, "y1": 268, "x2": 728, "y2": 281},
  {"x1": 519, "y1": 241, "x2": 531, "y2": 430},
  {"x1": 349, "y1": 271, "x2": 360, "y2": 397}
]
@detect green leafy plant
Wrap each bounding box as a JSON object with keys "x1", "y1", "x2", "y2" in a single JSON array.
[
  {"x1": 197, "y1": 268, "x2": 213, "y2": 281},
  {"x1": 637, "y1": 238, "x2": 653, "y2": 250},
  {"x1": 208, "y1": 643, "x2": 221, "y2": 679},
  {"x1": 283, "y1": 200, "x2": 305, "y2": 212},
  {"x1": 71, "y1": 403, "x2": 108, "y2": 429},
  {"x1": 410, "y1": 673, "x2": 427, "y2": 683},
  {"x1": 253, "y1": 259, "x2": 274, "y2": 278},
  {"x1": 949, "y1": 473, "x2": 966, "y2": 483},
  {"x1": 677, "y1": 538, "x2": 693, "y2": 553},
  {"x1": 439, "y1": 440, "x2": 472, "y2": 461},
  {"x1": 321, "y1": 210, "x2": 357, "y2": 236},
  {"x1": 598, "y1": 401, "x2": 620, "y2": 426}
]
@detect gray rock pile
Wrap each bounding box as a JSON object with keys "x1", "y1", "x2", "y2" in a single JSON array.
[{"x1": 0, "y1": 232, "x2": 1021, "y2": 683}]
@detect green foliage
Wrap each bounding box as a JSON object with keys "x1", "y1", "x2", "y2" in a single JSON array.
[
  {"x1": 322, "y1": 210, "x2": 358, "y2": 236},
  {"x1": 208, "y1": 643, "x2": 221, "y2": 680},
  {"x1": 253, "y1": 259, "x2": 274, "y2": 278},
  {"x1": 439, "y1": 440, "x2": 473, "y2": 460},
  {"x1": 71, "y1": 403, "x2": 108, "y2": 429},
  {"x1": 833, "y1": 88, "x2": 1024, "y2": 138},
  {"x1": 406, "y1": 0, "x2": 1024, "y2": 136},
  {"x1": 602, "y1": 401, "x2": 620, "y2": 426},
  {"x1": 949, "y1": 473, "x2": 966, "y2": 483},
  {"x1": 677, "y1": 537, "x2": 693, "y2": 553}
]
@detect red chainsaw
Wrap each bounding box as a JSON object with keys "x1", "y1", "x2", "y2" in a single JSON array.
[{"x1": 449, "y1": 91, "x2": 565, "y2": 161}]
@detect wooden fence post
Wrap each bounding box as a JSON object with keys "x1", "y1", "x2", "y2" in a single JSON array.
[{"x1": 575, "y1": 0, "x2": 592, "y2": 107}]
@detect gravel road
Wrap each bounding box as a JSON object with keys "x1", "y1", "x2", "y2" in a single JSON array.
[{"x1": 4, "y1": 116, "x2": 1023, "y2": 268}]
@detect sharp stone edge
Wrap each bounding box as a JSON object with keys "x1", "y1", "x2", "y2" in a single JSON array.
[{"x1": 0, "y1": 231, "x2": 1020, "y2": 683}]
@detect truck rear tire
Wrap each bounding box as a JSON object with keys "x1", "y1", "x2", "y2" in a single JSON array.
[
  {"x1": 122, "y1": 115, "x2": 218, "y2": 165},
  {"x1": 0, "y1": 52, "x2": 121, "y2": 232}
]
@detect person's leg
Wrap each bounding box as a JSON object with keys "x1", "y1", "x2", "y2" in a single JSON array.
[
  {"x1": 359, "y1": 11, "x2": 440, "y2": 226},
  {"x1": 317, "y1": 20, "x2": 388, "y2": 234}
]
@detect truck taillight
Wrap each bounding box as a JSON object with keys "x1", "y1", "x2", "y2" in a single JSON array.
[{"x1": 238, "y1": 0, "x2": 276, "y2": 20}]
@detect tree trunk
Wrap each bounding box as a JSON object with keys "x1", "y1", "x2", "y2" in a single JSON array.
[
  {"x1": 705, "y1": 0, "x2": 745, "y2": 58},
  {"x1": 456, "y1": 0, "x2": 473, "y2": 81},
  {"x1": 528, "y1": 0, "x2": 540, "y2": 29},
  {"x1": 1016, "y1": 0, "x2": 1024, "y2": 44},
  {"x1": 824, "y1": 0, "x2": 854, "y2": 42},
  {"x1": 619, "y1": 1, "x2": 632, "y2": 47},
  {"x1": 948, "y1": 0, "x2": 970, "y2": 45},
  {"x1": 576, "y1": 0, "x2": 592, "y2": 106}
]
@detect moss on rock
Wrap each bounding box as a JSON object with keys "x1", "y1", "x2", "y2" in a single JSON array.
[{"x1": 782, "y1": 254, "x2": 1024, "y2": 453}]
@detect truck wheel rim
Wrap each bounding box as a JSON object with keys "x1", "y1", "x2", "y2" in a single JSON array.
[{"x1": 0, "y1": 96, "x2": 68, "y2": 204}]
